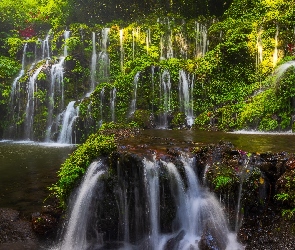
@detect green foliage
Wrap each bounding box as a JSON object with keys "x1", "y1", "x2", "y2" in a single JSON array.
[
  {"x1": 49, "y1": 132, "x2": 116, "y2": 207},
  {"x1": 5, "y1": 37, "x2": 23, "y2": 57},
  {"x1": 194, "y1": 111, "x2": 211, "y2": 130},
  {"x1": 131, "y1": 109, "x2": 152, "y2": 128},
  {"x1": 37, "y1": 71, "x2": 47, "y2": 81},
  {"x1": 99, "y1": 121, "x2": 139, "y2": 130},
  {"x1": 171, "y1": 112, "x2": 186, "y2": 129},
  {"x1": 206, "y1": 162, "x2": 239, "y2": 193},
  {"x1": 0, "y1": 56, "x2": 20, "y2": 78},
  {"x1": 275, "y1": 169, "x2": 295, "y2": 219}
]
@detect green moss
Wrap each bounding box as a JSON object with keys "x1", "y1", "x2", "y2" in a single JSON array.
[
  {"x1": 171, "y1": 112, "x2": 186, "y2": 129},
  {"x1": 206, "y1": 162, "x2": 239, "y2": 193},
  {"x1": 49, "y1": 131, "x2": 116, "y2": 207},
  {"x1": 193, "y1": 111, "x2": 211, "y2": 130},
  {"x1": 131, "y1": 109, "x2": 152, "y2": 128}
]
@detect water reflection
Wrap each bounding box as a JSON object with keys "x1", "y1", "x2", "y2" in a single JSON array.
[
  {"x1": 136, "y1": 129, "x2": 295, "y2": 153},
  {"x1": 0, "y1": 141, "x2": 74, "y2": 216}
]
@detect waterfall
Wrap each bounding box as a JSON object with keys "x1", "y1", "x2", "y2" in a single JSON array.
[
  {"x1": 273, "y1": 25, "x2": 279, "y2": 68},
  {"x1": 101, "y1": 28, "x2": 110, "y2": 52},
  {"x1": 130, "y1": 72, "x2": 140, "y2": 115},
  {"x1": 10, "y1": 43, "x2": 27, "y2": 102},
  {"x1": 9, "y1": 43, "x2": 27, "y2": 123},
  {"x1": 256, "y1": 29, "x2": 263, "y2": 71},
  {"x1": 98, "y1": 28, "x2": 110, "y2": 81},
  {"x1": 143, "y1": 157, "x2": 160, "y2": 249},
  {"x1": 151, "y1": 66, "x2": 155, "y2": 113},
  {"x1": 100, "y1": 87, "x2": 105, "y2": 124},
  {"x1": 90, "y1": 32, "x2": 97, "y2": 93},
  {"x1": 146, "y1": 29, "x2": 151, "y2": 55},
  {"x1": 120, "y1": 29, "x2": 124, "y2": 72},
  {"x1": 273, "y1": 60, "x2": 295, "y2": 83},
  {"x1": 88, "y1": 28, "x2": 110, "y2": 97},
  {"x1": 160, "y1": 155, "x2": 242, "y2": 249},
  {"x1": 57, "y1": 101, "x2": 79, "y2": 144},
  {"x1": 45, "y1": 56, "x2": 66, "y2": 141},
  {"x1": 52, "y1": 153, "x2": 243, "y2": 250},
  {"x1": 45, "y1": 31, "x2": 70, "y2": 141},
  {"x1": 63, "y1": 30, "x2": 70, "y2": 57},
  {"x1": 5, "y1": 43, "x2": 27, "y2": 138},
  {"x1": 24, "y1": 65, "x2": 44, "y2": 140},
  {"x1": 195, "y1": 22, "x2": 208, "y2": 57},
  {"x1": 110, "y1": 87, "x2": 116, "y2": 122},
  {"x1": 159, "y1": 69, "x2": 171, "y2": 128},
  {"x1": 179, "y1": 70, "x2": 194, "y2": 126},
  {"x1": 54, "y1": 160, "x2": 106, "y2": 250},
  {"x1": 42, "y1": 30, "x2": 51, "y2": 59}
]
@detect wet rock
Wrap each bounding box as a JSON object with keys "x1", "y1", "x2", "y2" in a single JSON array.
[
  {"x1": 199, "y1": 226, "x2": 225, "y2": 250},
  {"x1": 163, "y1": 230, "x2": 185, "y2": 250},
  {"x1": 32, "y1": 212, "x2": 58, "y2": 235},
  {"x1": 0, "y1": 208, "x2": 37, "y2": 245}
]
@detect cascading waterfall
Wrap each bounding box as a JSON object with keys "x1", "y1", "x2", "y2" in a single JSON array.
[
  {"x1": 273, "y1": 60, "x2": 295, "y2": 82},
  {"x1": 45, "y1": 57, "x2": 66, "y2": 140},
  {"x1": 42, "y1": 30, "x2": 51, "y2": 60},
  {"x1": 146, "y1": 28, "x2": 151, "y2": 55},
  {"x1": 57, "y1": 101, "x2": 79, "y2": 144},
  {"x1": 24, "y1": 65, "x2": 44, "y2": 140},
  {"x1": 63, "y1": 30, "x2": 70, "y2": 57},
  {"x1": 273, "y1": 25, "x2": 279, "y2": 68},
  {"x1": 90, "y1": 32, "x2": 97, "y2": 93},
  {"x1": 99, "y1": 87, "x2": 105, "y2": 124},
  {"x1": 130, "y1": 72, "x2": 140, "y2": 115},
  {"x1": 45, "y1": 30, "x2": 70, "y2": 141},
  {"x1": 143, "y1": 157, "x2": 160, "y2": 249},
  {"x1": 195, "y1": 22, "x2": 209, "y2": 58},
  {"x1": 151, "y1": 66, "x2": 155, "y2": 113},
  {"x1": 256, "y1": 29, "x2": 263, "y2": 71},
  {"x1": 52, "y1": 154, "x2": 243, "y2": 250},
  {"x1": 8, "y1": 43, "x2": 28, "y2": 136},
  {"x1": 98, "y1": 27, "x2": 110, "y2": 81},
  {"x1": 132, "y1": 27, "x2": 140, "y2": 60},
  {"x1": 179, "y1": 70, "x2": 194, "y2": 126},
  {"x1": 53, "y1": 160, "x2": 106, "y2": 250},
  {"x1": 159, "y1": 69, "x2": 171, "y2": 128},
  {"x1": 110, "y1": 87, "x2": 116, "y2": 122},
  {"x1": 120, "y1": 29, "x2": 124, "y2": 72}
]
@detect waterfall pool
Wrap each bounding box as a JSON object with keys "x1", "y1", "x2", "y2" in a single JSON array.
[{"x1": 0, "y1": 141, "x2": 74, "y2": 217}]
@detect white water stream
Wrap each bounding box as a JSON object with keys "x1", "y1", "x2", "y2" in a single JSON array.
[{"x1": 53, "y1": 155, "x2": 243, "y2": 250}]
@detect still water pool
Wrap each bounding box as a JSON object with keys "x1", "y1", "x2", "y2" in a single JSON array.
[{"x1": 0, "y1": 141, "x2": 74, "y2": 217}]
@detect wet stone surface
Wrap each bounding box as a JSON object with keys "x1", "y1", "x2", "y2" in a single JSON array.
[{"x1": 0, "y1": 208, "x2": 38, "y2": 249}]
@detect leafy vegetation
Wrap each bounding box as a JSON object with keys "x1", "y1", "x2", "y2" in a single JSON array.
[{"x1": 49, "y1": 131, "x2": 116, "y2": 207}]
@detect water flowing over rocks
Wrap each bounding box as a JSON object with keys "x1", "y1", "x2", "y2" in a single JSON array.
[
  {"x1": 22, "y1": 133, "x2": 289, "y2": 249},
  {"x1": 1, "y1": 132, "x2": 295, "y2": 249}
]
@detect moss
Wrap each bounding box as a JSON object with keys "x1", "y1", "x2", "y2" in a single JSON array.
[
  {"x1": 206, "y1": 162, "x2": 240, "y2": 193},
  {"x1": 193, "y1": 111, "x2": 212, "y2": 130},
  {"x1": 171, "y1": 112, "x2": 186, "y2": 129},
  {"x1": 49, "y1": 131, "x2": 116, "y2": 207},
  {"x1": 131, "y1": 109, "x2": 153, "y2": 128}
]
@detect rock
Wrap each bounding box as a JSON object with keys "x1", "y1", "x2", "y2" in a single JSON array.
[
  {"x1": 0, "y1": 208, "x2": 37, "y2": 244},
  {"x1": 32, "y1": 212, "x2": 58, "y2": 235},
  {"x1": 164, "y1": 230, "x2": 185, "y2": 250}
]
